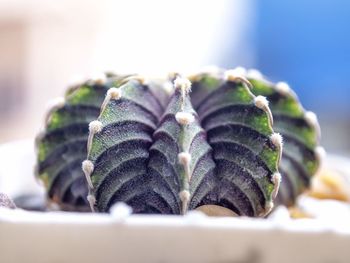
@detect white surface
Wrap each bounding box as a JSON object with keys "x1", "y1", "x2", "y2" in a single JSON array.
[
  {"x1": 0, "y1": 140, "x2": 44, "y2": 198},
  {"x1": 0, "y1": 140, "x2": 350, "y2": 263},
  {"x1": 1, "y1": 206, "x2": 350, "y2": 263}
]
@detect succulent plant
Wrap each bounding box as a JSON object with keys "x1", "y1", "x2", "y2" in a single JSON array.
[
  {"x1": 35, "y1": 67, "x2": 322, "y2": 216},
  {"x1": 83, "y1": 71, "x2": 282, "y2": 217},
  {"x1": 35, "y1": 73, "x2": 131, "y2": 210}
]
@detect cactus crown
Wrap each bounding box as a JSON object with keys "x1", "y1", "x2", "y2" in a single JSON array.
[{"x1": 35, "y1": 68, "x2": 322, "y2": 216}]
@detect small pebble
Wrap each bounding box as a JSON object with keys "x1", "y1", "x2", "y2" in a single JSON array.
[
  {"x1": 0, "y1": 193, "x2": 16, "y2": 209},
  {"x1": 13, "y1": 194, "x2": 47, "y2": 211}
]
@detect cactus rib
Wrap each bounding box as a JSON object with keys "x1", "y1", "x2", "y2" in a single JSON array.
[
  {"x1": 246, "y1": 69, "x2": 323, "y2": 206},
  {"x1": 189, "y1": 69, "x2": 281, "y2": 216},
  {"x1": 84, "y1": 78, "x2": 169, "y2": 212},
  {"x1": 35, "y1": 74, "x2": 130, "y2": 210}
]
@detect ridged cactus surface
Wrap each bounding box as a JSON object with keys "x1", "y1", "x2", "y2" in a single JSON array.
[
  {"x1": 35, "y1": 74, "x2": 129, "y2": 210},
  {"x1": 83, "y1": 78, "x2": 169, "y2": 213},
  {"x1": 189, "y1": 71, "x2": 281, "y2": 216},
  {"x1": 83, "y1": 72, "x2": 281, "y2": 216},
  {"x1": 35, "y1": 68, "x2": 323, "y2": 215},
  {"x1": 245, "y1": 69, "x2": 323, "y2": 206}
]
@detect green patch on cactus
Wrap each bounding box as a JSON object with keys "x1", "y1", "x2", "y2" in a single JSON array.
[
  {"x1": 39, "y1": 172, "x2": 50, "y2": 188},
  {"x1": 190, "y1": 73, "x2": 224, "y2": 109},
  {"x1": 248, "y1": 75, "x2": 321, "y2": 207},
  {"x1": 249, "y1": 79, "x2": 304, "y2": 117},
  {"x1": 66, "y1": 85, "x2": 105, "y2": 107},
  {"x1": 46, "y1": 111, "x2": 63, "y2": 131},
  {"x1": 198, "y1": 82, "x2": 253, "y2": 109},
  {"x1": 37, "y1": 142, "x2": 49, "y2": 163},
  {"x1": 194, "y1": 74, "x2": 222, "y2": 93},
  {"x1": 35, "y1": 74, "x2": 129, "y2": 211},
  {"x1": 274, "y1": 118, "x2": 318, "y2": 149},
  {"x1": 46, "y1": 107, "x2": 100, "y2": 131},
  {"x1": 37, "y1": 128, "x2": 87, "y2": 163}
]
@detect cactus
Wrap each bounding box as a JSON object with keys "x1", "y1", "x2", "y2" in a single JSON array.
[
  {"x1": 83, "y1": 71, "x2": 281, "y2": 217},
  {"x1": 36, "y1": 67, "x2": 319, "y2": 215},
  {"x1": 35, "y1": 73, "x2": 131, "y2": 210}
]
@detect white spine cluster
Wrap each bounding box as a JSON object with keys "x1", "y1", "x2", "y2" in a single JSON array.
[
  {"x1": 315, "y1": 146, "x2": 326, "y2": 166},
  {"x1": 174, "y1": 76, "x2": 192, "y2": 93},
  {"x1": 254, "y1": 95, "x2": 274, "y2": 127},
  {"x1": 254, "y1": 95, "x2": 269, "y2": 109},
  {"x1": 224, "y1": 68, "x2": 252, "y2": 89},
  {"x1": 90, "y1": 72, "x2": 107, "y2": 85},
  {"x1": 305, "y1": 111, "x2": 321, "y2": 138},
  {"x1": 275, "y1": 82, "x2": 291, "y2": 96},
  {"x1": 246, "y1": 69, "x2": 263, "y2": 80},
  {"x1": 107, "y1": 87, "x2": 122, "y2": 100},
  {"x1": 270, "y1": 132, "x2": 283, "y2": 148},
  {"x1": 174, "y1": 76, "x2": 192, "y2": 110},
  {"x1": 89, "y1": 120, "x2": 103, "y2": 134},
  {"x1": 82, "y1": 159, "x2": 95, "y2": 211},
  {"x1": 270, "y1": 132, "x2": 283, "y2": 163},
  {"x1": 99, "y1": 87, "x2": 122, "y2": 116},
  {"x1": 271, "y1": 172, "x2": 282, "y2": 199},
  {"x1": 109, "y1": 202, "x2": 132, "y2": 220},
  {"x1": 86, "y1": 119, "x2": 103, "y2": 187},
  {"x1": 178, "y1": 152, "x2": 192, "y2": 182},
  {"x1": 179, "y1": 190, "x2": 191, "y2": 214},
  {"x1": 82, "y1": 160, "x2": 94, "y2": 188},
  {"x1": 178, "y1": 152, "x2": 192, "y2": 166},
  {"x1": 224, "y1": 68, "x2": 243, "y2": 81},
  {"x1": 225, "y1": 67, "x2": 247, "y2": 79},
  {"x1": 175, "y1": 112, "x2": 195, "y2": 125}
]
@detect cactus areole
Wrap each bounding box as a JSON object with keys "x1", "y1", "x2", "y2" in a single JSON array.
[{"x1": 35, "y1": 68, "x2": 322, "y2": 217}]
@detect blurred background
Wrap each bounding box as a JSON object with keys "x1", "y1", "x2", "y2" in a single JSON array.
[{"x1": 0, "y1": 0, "x2": 349, "y2": 154}]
